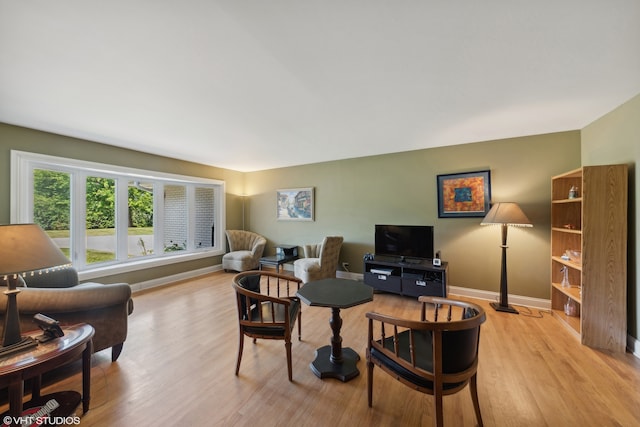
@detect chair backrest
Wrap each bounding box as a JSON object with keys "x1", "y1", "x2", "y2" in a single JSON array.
[
  {"x1": 225, "y1": 230, "x2": 267, "y2": 254},
  {"x1": 317, "y1": 236, "x2": 343, "y2": 274},
  {"x1": 20, "y1": 266, "x2": 79, "y2": 288},
  {"x1": 232, "y1": 271, "x2": 303, "y2": 330},
  {"x1": 421, "y1": 297, "x2": 484, "y2": 375},
  {"x1": 232, "y1": 270, "x2": 304, "y2": 382},
  {"x1": 367, "y1": 296, "x2": 485, "y2": 388},
  {"x1": 235, "y1": 273, "x2": 262, "y2": 318},
  {"x1": 302, "y1": 243, "x2": 322, "y2": 258}
]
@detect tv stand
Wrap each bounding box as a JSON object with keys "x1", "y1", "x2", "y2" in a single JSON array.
[{"x1": 364, "y1": 255, "x2": 448, "y2": 297}]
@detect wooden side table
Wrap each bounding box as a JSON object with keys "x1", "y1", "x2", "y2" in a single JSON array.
[
  {"x1": 259, "y1": 255, "x2": 297, "y2": 273},
  {"x1": 0, "y1": 324, "x2": 94, "y2": 426},
  {"x1": 297, "y1": 278, "x2": 374, "y2": 382}
]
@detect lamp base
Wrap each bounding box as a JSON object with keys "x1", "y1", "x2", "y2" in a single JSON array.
[
  {"x1": 0, "y1": 336, "x2": 38, "y2": 357},
  {"x1": 490, "y1": 302, "x2": 519, "y2": 314}
]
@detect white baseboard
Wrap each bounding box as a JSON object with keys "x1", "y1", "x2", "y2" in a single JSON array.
[
  {"x1": 130, "y1": 268, "x2": 545, "y2": 310},
  {"x1": 130, "y1": 263, "x2": 353, "y2": 292},
  {"x1": 447, "y1": 285, "x2": 551, "y2": 310},
  {"x1": 336, "y1": 271, "x2": 363, "y2": 280},
  {"x1": 129, "y1": 267, "x2": 640, "y2": 360},
  {"x1": 130, "y1": 265, "x2": 222, "y2": 293},
  {"x1": 628, "y1": 335, "x2": 640, "y2": 358},
  {"x1": 334, "y1": 272, "x2": 551, "y2": 310}
]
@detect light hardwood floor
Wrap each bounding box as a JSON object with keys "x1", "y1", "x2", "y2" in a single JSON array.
[{"x1": 3, "y1": 271, "x2": 640, "y2": 426}]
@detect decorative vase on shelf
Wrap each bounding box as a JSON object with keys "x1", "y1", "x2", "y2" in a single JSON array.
[
  {"x1": 568, "y1": 186, "x2": 579, "y2": 199},
  {"x1": 564, "y1": 298, "x2": 577, "y2": 317},
  {"x1": 560, "y1": 266, "x2": 570, "y2": 288}
]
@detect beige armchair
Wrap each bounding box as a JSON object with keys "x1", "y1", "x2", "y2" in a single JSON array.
[
  {"x1": 223, "y1": 230, "x2": 267, "y2": 272},
  {"x1": 293, "y1": 236, "x2": 343, "y2": 283},
  {"x1": 0, "y1": 267, "x2": 133, "y2": 362}
]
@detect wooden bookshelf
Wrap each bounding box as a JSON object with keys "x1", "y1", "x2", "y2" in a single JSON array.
[{"x1": 550, "y1": 165, "x2": 627, "y2": 352}]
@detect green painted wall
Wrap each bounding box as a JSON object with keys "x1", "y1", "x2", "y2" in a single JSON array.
[
  {"x1": 2, "y1": 93, "x2": 637, "y2": 340},
  {"x1": 0, "y1": 122, "x2": 245, "y2": 284},
  {"x1": 10, "y1": 121, "x2": 628, "y2": 305},
  {"x1": 581, "y1": 92, "x2": 640, "y2": 340},
  {"x1": 246, "y1": 131, "x2": 581, "y2": 300}
]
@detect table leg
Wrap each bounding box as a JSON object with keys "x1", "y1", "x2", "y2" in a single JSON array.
[
  {"x1": 82, "y1": 340, "x2": 92, "y2": 413},
  {"x1": 329, "y1": 307, "x2": 343, "y2": 363},
  {"x1": 309, "y1": 307, "x2": 361, "y2": 382},
  {"x1": 31, "y1": 375, "x2": 42, "y2": 402},
  {"x1": 8, "y1": 378, "x2": 23, "y2": 426}
]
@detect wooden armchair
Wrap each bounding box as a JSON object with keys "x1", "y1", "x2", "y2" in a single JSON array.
[
  {"x1": 232, "y1": 271, "x2": 303, "y2": 381},
  {"x1": 366, "y1": 296, "x2": 486, "y2": 427}
]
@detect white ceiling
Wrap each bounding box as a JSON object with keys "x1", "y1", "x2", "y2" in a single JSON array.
[{"x1": 1, "y1": 1, "x2": 639, "y2": 172}]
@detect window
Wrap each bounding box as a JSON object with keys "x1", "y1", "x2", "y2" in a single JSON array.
[
  {"x1": 11, "y1": 151, "x2": 225, "y2": 278},
  {"x1": 164, "y1": 184, "x2": 187, "y2": 253},
  {"x1": 86, "y1": 176, "x2": 116, "y2": 264},
  {"x1": 33, "y1": 168, "x2": 72, "y2": 258},
  {"x1": 127, "y1": 180, "x2": 155, "y2": 259}
]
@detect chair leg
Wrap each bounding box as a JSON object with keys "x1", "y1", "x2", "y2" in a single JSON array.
[
  {"x1": 297, "y1": 311, "x2": 302, "y2": 340},
  {"x1": 470, "y1": 374, "x2": 484, "y2": 427},
  {"x1": 111, "y1": 343, "x2": 124, "y2": 362},
  {"x1": 367, "y1": 359, "x2": 374, "y2": 407},
  {"x1": 235, "y1": 332, "x2": 245, "y2": 376},
  {"x1": 433, "y1": 389, "x2": 444, "y2": 427},
  {"x1": 285, "y1": 340, "x2": 293, "y2": 381}
]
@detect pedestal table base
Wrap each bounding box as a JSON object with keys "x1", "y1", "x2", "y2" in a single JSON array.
[{"x1": 309, "y1": 345, "x2": 360, "y2": 382}]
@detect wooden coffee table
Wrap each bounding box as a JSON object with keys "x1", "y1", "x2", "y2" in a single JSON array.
[
  {"x1": 0, "y1": 324, "x2": 94, "y2": 426},
  {"x1": 297, "y1": 278, "x2": 373, "y2": 382}
]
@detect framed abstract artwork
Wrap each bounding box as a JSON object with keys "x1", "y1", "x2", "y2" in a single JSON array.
[
  {"x1": 437, "y1": 170, "x2": 491, "y2": 218},
  {"x1": 276, "y1": 187, "x2": 314, "y2": 221}
]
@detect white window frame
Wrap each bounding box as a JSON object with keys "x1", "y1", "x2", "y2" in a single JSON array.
[{"x1": 10, "y1": 150, "x2": 226, "y2": 280}]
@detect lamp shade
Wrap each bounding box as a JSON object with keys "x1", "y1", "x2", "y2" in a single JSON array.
[
  {"x1": 481, "y1": 202, "x2": 532, "y2": 227},
  {"x1": 0, "y1": 224, "x2": 71, "y2": 276}
]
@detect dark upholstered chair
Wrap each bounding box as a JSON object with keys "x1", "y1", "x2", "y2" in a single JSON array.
[
  {"x1": 366, "y1": 296, "x2": 486, "y2": 427},
  {"x1": 0, "y1": 267, "x2": 133, "y2": 362},
  {"x1": 223, "y1": 230, "x2": 267, "y2": 272},
  {"x1": 232, "y1": 271, "x2": 303, "y2": 381}
]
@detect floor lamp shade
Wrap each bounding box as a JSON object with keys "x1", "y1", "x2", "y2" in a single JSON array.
[
  {"x1": 0, "y1": 224, "x2": 71, "y2": 352},
  {"x1": 481, "y1": 203, "x2": 532, "y2": 314}
]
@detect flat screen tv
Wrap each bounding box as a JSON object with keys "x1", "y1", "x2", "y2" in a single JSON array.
[{"x1": 375, "y1": 224, "x2": 434, "y2": 261}]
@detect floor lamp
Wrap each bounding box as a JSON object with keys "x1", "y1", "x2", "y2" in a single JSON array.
[
  {"x1": 481, "y1": 203, "x2": 532, "y2": 314},
  {"x1": 0, "y1": 223, "x2": 71, "y2": 355}
]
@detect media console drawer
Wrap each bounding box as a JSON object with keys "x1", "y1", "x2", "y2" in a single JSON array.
[
  {"x1": 364, "y1": 272, "x2": 401, "y2": 293},
  {"x1": 364, "y1": 258, "x2": 448, "y2": 298},
  {"x1": 401, "y1": 278, "x2": 446, "y2": 297}
]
